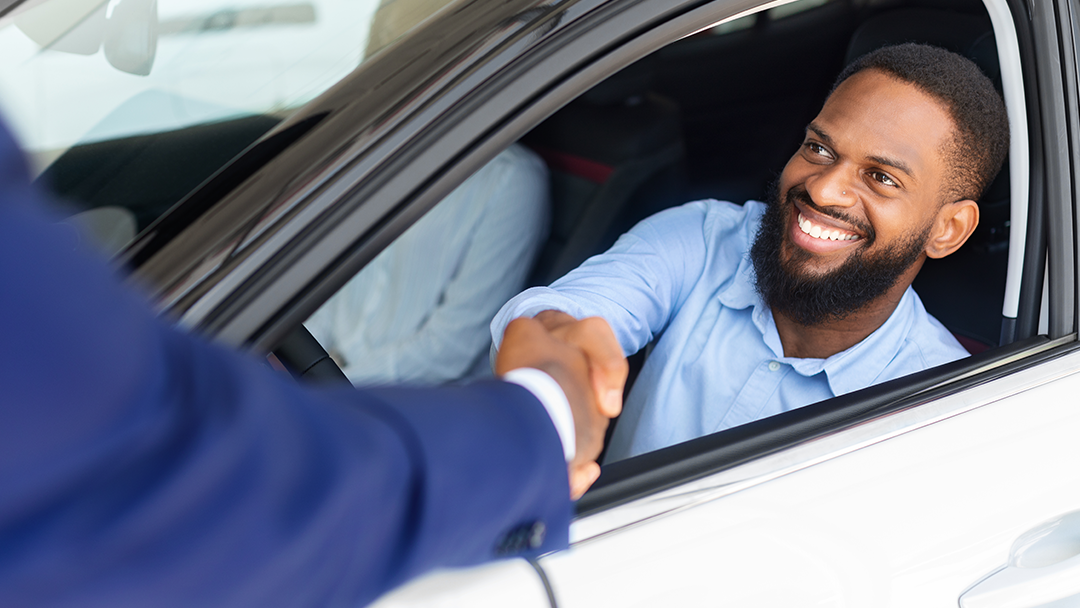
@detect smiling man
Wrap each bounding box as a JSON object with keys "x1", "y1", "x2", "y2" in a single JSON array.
[{"x1": 491, "y1": 43, "x2": 1010, "y2": 462}]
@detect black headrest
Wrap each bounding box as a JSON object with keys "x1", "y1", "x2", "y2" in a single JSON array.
[
  {"x1": 844, "y1": 8, "x2": 1000, "y2": 91},
  {"x1": 845, "y1": 7, "x2": 1008, "y2": 212}
]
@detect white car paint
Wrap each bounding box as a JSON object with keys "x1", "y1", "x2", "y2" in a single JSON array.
[
  {"x1": 546, "y1": 348, "x2": 1080, "y2": 606},
  {"x1": 367, "y1": 558, "x2": 551, "y2": 608}
]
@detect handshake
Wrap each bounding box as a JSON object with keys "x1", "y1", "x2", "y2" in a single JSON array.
[{"x1": 495, "y1": 311, "x2": 628, "y2": 500}]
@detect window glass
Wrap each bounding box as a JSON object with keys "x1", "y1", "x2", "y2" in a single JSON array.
[
  {"x1": 696, "y1": 0, "x2": 836, "y2": 38},
  {"x1": 767, "y1": 0, "x2": 831, "y2": 20},
  {"x1": 0, "y1": 0, "x2": 462, "y2": 248},
  {"x1": 706, "y1": 12, "x2": 755, "y2": 35}
]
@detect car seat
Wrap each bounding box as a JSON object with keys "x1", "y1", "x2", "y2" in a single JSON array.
[{"x1": 523, "y1": 59, "x2": 685, "y2": 286}]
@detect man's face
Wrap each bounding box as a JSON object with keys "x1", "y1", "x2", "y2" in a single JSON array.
[{"x1": 752, "y1": 69, "x2": 956, "y2": 326}]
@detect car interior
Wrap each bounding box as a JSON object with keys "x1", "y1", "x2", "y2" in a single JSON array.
[
  {"x1": 520, "y1": 0, "x2": 1009, "y2": 357},
  {"x1": 32, "y1": 0, "x2": 1016, "y2": 465}
]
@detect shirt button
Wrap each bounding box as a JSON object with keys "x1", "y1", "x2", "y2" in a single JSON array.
[
  {"x1": 495, "y1": 521, "x2": 546, "y2": 555},
  {"x1": 529, "y1": 522, "x2": 546, "y2": 548},
  {"x1": 768, "y1": 361, "x2": 781, "y2": 371}
]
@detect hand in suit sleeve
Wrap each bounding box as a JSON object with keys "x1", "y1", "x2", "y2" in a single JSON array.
[
  {"x1": 498, "y1": 313, "x2": 627, "y2": 499},
  {"x1": 0, "y1": 123, "x2": 575, "y2": 608}
]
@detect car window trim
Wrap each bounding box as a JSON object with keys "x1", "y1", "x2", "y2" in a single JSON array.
[
  {"x1": 574, "y1": 330, "x2": 1071, "y2": 524},
  {"x1": 1010, "y1": 0, "x2": 1049, "y2": 342},
  {"x1": 1030, "y1": 0, "x2": 1078, "y2": 338}
]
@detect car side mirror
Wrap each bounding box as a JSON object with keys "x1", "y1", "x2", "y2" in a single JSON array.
[
  {"x1": 103, "y1": 0, "x2": 157, "y2": 76},
  {"x1": 14, "y1": 0, "x2": 157, "y2": 76}
]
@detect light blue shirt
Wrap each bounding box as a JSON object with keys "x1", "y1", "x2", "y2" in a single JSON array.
[
  {"x1": 491, "y1": 200, "x2": 968, "y2": 461},
  {"x1": 307, "y1": 144, "x2": 549, "y2": 385}
]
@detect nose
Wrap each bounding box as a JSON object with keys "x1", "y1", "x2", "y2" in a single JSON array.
[{"x1": 804, "y1": 163, "x2": 858, "y2": 209}]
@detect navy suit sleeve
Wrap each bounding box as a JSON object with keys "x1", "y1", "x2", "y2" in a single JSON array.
[{"x1": 0, "y1": 124, "x2": 570, "y2": 607}]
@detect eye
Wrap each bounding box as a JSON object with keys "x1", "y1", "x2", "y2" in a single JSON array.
[
  {"x1": 803, "y1": 141, "x2": 833, "y2": 161},
  {"x1": 870, "y1": 171, "x2": 899, "y2": 187}
]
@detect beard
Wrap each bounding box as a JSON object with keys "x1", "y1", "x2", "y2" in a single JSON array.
[{"x1": 749, "y1": 183, "x2": 931, "y2": 327}]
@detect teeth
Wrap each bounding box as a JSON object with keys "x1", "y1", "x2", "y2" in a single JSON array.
[{"x1": 798, "y1": 213, "x2": 857, "y2": 242}]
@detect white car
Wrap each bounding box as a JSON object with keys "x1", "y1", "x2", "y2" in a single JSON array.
[{"x1": 2, "y1": 0, "x2": 1078, "y2": 605}]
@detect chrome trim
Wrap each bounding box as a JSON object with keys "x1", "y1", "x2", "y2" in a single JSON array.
[
  {"x1": 987, "y1": 0, "x2": 1030, "y2": 322},
  {"x1": 927, "y1": 333, "x2": 1075, "y2": 388}
]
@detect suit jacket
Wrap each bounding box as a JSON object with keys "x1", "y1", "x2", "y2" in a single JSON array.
[{"x1": 0, "y1": 121, "x2": 570, "y2": 607}]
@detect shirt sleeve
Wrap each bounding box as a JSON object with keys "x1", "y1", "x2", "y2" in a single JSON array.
[
  {"x1": 502, "y1": 367, "x2": 576, "y2": 462},
  {"x1": 0, "y1": 127, "x2": 570, "y2": 608},
  {"x1": 491, "y1": 201, "x2": 713, "y2": 356}
]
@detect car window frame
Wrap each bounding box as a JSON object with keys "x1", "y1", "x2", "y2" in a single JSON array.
[
  {"x1": 1028, "y1": 0, "x2": 1079, "y2": 339},
  {"x1": 134, "y1": 0, "x2": 1074, "y2": 519}
]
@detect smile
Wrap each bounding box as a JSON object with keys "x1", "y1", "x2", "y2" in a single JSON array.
[{"x1": 797, "y1": 213, "x2": 860, "y2": 241}]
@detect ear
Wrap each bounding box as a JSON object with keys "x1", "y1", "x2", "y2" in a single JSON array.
[{"x1": 925, "y1": 199, "x2": 979, "y2": 259}]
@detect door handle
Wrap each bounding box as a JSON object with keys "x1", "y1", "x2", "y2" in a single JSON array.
[{"x1": 960, "y1": 511, "x2": 1080, "y2": 608}]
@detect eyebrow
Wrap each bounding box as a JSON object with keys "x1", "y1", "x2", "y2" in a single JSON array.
[{"x1": 806, "y1": 123, "x2": 916, "y2": 179}]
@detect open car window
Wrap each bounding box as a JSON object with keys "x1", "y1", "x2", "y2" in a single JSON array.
[{"x1": 286, "y1": 0, "x2": 1019, "y2": 451}]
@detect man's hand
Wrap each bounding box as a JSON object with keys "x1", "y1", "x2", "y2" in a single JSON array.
[
  {"x1": 532, "y1": 310, "x2": 627, "y2": 419},
  {"x1": 496, "y1": 312, "x2": 628, "y2": 499}
]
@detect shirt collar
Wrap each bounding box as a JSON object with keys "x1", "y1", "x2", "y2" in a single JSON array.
[
  {"x1": 718, "y1": 256, "x2": 917, "y2": 397},
  {"x1": 716, "y1": 251, "x2": 759, "y2": 310}
]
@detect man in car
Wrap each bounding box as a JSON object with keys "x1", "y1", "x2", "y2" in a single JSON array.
[{"x1": 492, "y1": 43, "x2": 1009, "y2": 462}]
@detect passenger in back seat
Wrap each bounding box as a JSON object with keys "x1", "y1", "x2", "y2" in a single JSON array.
[
  {"x1": 492, "y1": 44, "x2": 1010, "y2": 463},
  {"x1": 306, "y1": 144, "x2": 549, "y2": 385}
]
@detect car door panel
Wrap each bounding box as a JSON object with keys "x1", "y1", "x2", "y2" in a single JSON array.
[
  {"x1": 368, "y1": 558, "x2": 552, "y2": 608},
  {"x1": 542, "y1": 348, "x2": 1080, "y2": 606}
]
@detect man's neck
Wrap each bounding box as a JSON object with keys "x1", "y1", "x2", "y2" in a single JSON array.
[{"x1": 772, "y1": 281, "x2": 912, "y2": 360}]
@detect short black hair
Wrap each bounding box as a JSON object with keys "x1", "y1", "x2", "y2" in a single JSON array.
[{"x1": 832, "y1": 42, "x2": 1009, "y2": 202}]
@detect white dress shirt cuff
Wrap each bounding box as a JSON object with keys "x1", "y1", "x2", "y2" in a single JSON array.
[{"x1": 502, "y1": 368, "x2": 576, "y2": 462}]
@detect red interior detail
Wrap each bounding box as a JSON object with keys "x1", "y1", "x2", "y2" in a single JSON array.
[
  {"x1": 954, "y1": 333, "x2": 990, "y2": 355},
  {"x1": 530, "y1": 145, "x2": 615, "y2": 184}
]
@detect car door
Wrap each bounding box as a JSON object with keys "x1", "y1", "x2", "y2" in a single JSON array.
[
  {"x1": 538, "y1": 0, "x2": 1080, "y2": 605},
  {"x1": 359, "y1": 0, "x2": 1080, "y2": 605},
  {"x1": 547, "y1": 361, "x2": 1080, "y2": 606}
]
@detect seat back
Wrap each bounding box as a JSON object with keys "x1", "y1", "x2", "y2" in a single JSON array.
[{"x1": 524, "y1": 63, "x2": 685, "y2": 286}]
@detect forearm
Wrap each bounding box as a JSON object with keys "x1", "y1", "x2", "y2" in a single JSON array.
[
  {"x1": 0, "y1": 162, "x2": 570, "y2": 607},
  {"x1": 491, "y1": 203, "x2": 713, "y2": 356},
  {"x1": 4, "y1": 333, "x2": 569, "y2": 607},
  {"x1": 490, "y1": 278, "x2": 658, "y2": 359}
]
